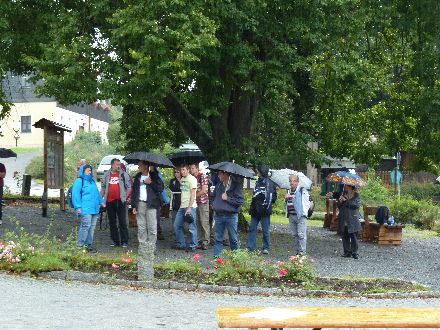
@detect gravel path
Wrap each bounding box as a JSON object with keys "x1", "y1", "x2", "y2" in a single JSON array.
[
  {"x1": 1, "y1": 204, "x2": 440, "y2": 293},
  {"x1": 1, "y1": 273, "x2": 440, "y2": 330}
]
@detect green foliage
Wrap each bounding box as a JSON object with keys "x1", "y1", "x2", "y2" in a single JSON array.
[
  {"x1": 388, "y1": 196, "x2": 439, "y2": 230},
  {"x1": 400, "y1": 183, "x2": 440, "y2": 201},
  {"x1": 25, "y1": 131, "x2": 114, "y2": 183},
  {"x1": 359, "y1": 173, "x2": 390, "y2": 206},
  {"x1": 154, "y1": 258, "x2": 202, "y2": 278},
  {"x1": 276, "y1": 255, "x2": 315, "y2": 285}
]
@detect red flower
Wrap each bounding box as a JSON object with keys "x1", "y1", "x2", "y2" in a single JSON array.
[
  {"x1": 111, "y1": 263, "x2": 120, "y2": 269},
  {"x1": 215, "y1": 258, "x2": 225, "y2": 266},
  {"x1": 121, "y1": 257, "x2": 133, "y2": 264},
  {"x1": 277, "y1": 268, "x2": 287, "y2": 277},
  {"x1": 193, "y1": 253, "x2": 201, "y2": 262}
]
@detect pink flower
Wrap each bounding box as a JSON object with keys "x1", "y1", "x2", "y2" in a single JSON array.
[
  {"x1": 277, "y1": 268, "x2": 287, "y2": 277},
  {"x1": 121, "y1": 257, "x2": 133, "y2": 264},
  {"x1": 275, "y1": 261, "x2": 284, "y2": 267},
  {"x1": 0, "y1": 242, "x2": 4, "y2": 249},
  {"x1": 215, "y1": 258, "x2": 225, "y2": 266},
  {"x1": 193, "y1": 253, "x2": 201, "y2": 262},
  {"x1": 111, "y1": 263, "x2": 120, "y2": 269}
]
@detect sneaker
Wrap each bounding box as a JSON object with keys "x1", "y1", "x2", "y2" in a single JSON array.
[
  {"x1": 352, "y1": 253, "x2": 359, "y2": 259},
  {"x1": 341, "y1": 253, "x2": 352, "y2": 258},
  {"x1": 121, "y1": 243, "x2": 128, "y2": 248},
  {"x1": 198, "y1": 243, "x2": 208, "y2": 250},
  {"x1": 110, "y1": 242, "x2": 119, "y2": 247},
  {"x1": 87, "y1": 246, "x2": 98, "y2": 254},
  {"x1": 262, "y1": 249, "x2": 269, "y2": 255}
]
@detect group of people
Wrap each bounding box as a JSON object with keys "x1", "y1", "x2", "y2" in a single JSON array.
[{"x1": 70, "y1": 158, "x2": 362, "y2": 259}]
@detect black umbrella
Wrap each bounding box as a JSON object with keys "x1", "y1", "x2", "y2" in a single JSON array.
[
  {"x1": 124, "y1": 151, "x2": 174, "y2": 168},
  {"x1": 0, "y1": 148, "x2": 17, "y2": 158},
  {"x1": 169, "y1": 150, "x2": 205, "y2": 166},
  {"x1": 208, "y1": 161, "x2": 254, "y2": 179}
]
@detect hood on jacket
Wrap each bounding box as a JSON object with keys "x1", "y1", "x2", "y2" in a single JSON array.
[
  {"x1": 257, "y1": 164, "x2": 270, "y2": 178},
  {"x1": 78, "y1": 164, "x2": 94, "y2": 181}
]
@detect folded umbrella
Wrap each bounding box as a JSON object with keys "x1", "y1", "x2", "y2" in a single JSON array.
[
  {"x1": 169, "y1": 150, "x2": 205, "y2": 166},
  {"x1": 326, "y1": 170, "x2": 367, "y2": 187},
  {"x1": 270, "y1": 169, "x2": 313, "y2": 189},
  {"x1": 0, "y1": 148, "x2": 17, "y2": 158},
  {"x1": 208, "y1": 161, "x2": 254, "y2": 179},
  {"x1": 124, "y1": 151, "x2": 174, "y2": 168}
]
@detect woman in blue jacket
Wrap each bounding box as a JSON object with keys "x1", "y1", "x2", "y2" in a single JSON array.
[{"x1": 72, "y1": 165, "x2": 104, "y2": 252}]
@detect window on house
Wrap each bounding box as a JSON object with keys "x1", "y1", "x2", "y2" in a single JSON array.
[{"x1": 21, "y1": 115, "x2": 32, "y2": 133}]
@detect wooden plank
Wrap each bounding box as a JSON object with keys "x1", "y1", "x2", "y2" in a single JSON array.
[{"x1": 217, "y1": 307, "x2": 440, "y2": 329}]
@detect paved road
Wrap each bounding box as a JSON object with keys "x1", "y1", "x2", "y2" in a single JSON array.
[{"x1": 1, "y1": 273, "x2": 440, "y2": 330}]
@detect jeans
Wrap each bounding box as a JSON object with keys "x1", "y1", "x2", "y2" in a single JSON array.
[
  {"x1": 77, "y1": 213, "x2": 98, "y2": 247},
  {"x1": 106, "y1": 199, "x2": 129, "y2": 245},
  {"x1": 342, "y1": 226, "x2": 358, "y2": 255},
  {"x1": 136, "y1": 202, "x2": 157, "y2": 244},
  {"x1": 289, "y1": 214, "x2": 307, "y2": 254},
  {"x1": 213, "y1": 212, "x2": 238, "y2": 257},
  {"x1": 173, "y1": 208, "x2": 197, "y2": 248},
  {"x1": 246, "y1": 215, "x2": 270, "y2": 251}
]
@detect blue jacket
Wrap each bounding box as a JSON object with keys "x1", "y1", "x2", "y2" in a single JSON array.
[
  {"x1": 72, "y1": 165, "x2": 103, "y2": 215},
  {"x1": 211, "y1": 175, "x2": 244, "y2": 214}
]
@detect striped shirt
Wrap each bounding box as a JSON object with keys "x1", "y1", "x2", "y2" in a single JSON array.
[
  {"x1": 196, "y1": 173, "x2": 209, "y2": 205},
  {"x1": 286, "y1": 188, "x2": 297, "y2": 215}
]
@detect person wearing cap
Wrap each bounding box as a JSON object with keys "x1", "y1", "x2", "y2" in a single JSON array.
[
  {"x1": 337, "y1": 184, "x2": 362, "y2": 259},
  {"x1": 246, "y1": 164, "x2": 277, "y2": 254},
  {"x1": 72, "y1": 164, "x2": 105, "y2": 253}
]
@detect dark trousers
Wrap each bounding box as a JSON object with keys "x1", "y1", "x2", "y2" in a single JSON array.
[
  {"x1": 106, "y1": 199, "x2": 129, "y2": 245},
  {"x1": 156, "y1": 207, "x2": 162, "y2": 234},
  {"x1": 342, "y1": 226, "x2": 358, "y2": 255},
  {"x1": 0, "y1": 185, "x2": 3, "y2": 220}
]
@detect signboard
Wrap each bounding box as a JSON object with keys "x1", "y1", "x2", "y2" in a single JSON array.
[{"x1": 47, "y1": 129, "x2": 64, "y2": 188}]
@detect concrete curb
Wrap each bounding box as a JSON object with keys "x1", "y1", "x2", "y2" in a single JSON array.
[{"x1": 37, "y1": 270, "x2": 440, "y2": 299}]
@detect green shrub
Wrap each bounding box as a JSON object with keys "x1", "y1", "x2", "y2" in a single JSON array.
[
  {"x1": 400, "y1": 183, "x2": 440, "y2": 201},
  {"x1": 360, "y1": 172, "x2": 390, "y2": 206},
  {"x1": 276, "y1": 255, "x2": 315, "y2": 285},
  {"x1": 388, "y1": 196, "x2": 439, "y2": 230},
  {"x1": 25, "y1": 131, "x2": 115, "y2": 183},
  {"x1": 154, "y1": 258, "x2": 202, "y2": 278}
]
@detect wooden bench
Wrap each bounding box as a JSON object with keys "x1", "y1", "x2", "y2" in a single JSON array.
[
  {"x1": 362, "y1": 206, "x2": 404, "y2": 245},
  {"x1": 217, "y1": 306, "x2": 440, "y2": 329},
  {"x1": 324, "y1": 198, "x2": 338, "y2": 231}
]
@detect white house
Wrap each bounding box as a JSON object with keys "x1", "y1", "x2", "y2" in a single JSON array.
[{"x1": 0, "y1": 72, "x2": 110, "y2": 148}]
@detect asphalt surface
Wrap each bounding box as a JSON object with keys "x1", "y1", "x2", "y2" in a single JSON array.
[{"x1": 1, "y1": 273, "x2": 440, "y2": 330}]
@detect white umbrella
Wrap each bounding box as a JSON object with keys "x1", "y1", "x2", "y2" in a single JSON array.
[{"x1": 269, "y1": 169, "x2": 312, "y2": 190}]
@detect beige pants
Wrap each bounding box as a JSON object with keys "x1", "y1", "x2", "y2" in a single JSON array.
[
  {"x1": 196, "y1": 202, "x2": 210, "y2": 244},
  {"x1": 136, "y1": 202, "x2": 157, "y2": 244}
]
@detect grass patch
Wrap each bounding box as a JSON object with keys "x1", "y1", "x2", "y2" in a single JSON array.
[
  {"x1": 11, "y1": 147, "x2": 42, "y2": 154},
  {"x1": 402, "y1": 225, "x2": 438, "y2": 239}
]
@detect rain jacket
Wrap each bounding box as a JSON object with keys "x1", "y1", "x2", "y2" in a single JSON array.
[
  {"x1": 72, "y1": 165, "x2": 103, "y2": 215},
  {"x1": 337, "y1": 192, "x2": 362, "y2": 235},
  {"x1": 210, "y1": 175, "x2": 244, "y2": 214}
]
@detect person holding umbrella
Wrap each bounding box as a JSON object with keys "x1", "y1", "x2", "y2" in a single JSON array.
[
  {"x1": 131, "y1": 161, "x2": 164, "y2": 245},
  {"x1": 210, "y1": 170, "x2": 244, "y2": 258},
  {"x1": 337, "y1": 184, "x2": 362, "y2": 259}
]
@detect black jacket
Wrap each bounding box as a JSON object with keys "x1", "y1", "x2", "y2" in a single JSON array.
[{"x1": 131, "y1": 171, "x2": 164, "y2": 210}]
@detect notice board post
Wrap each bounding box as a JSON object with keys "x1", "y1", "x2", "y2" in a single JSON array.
[{"x1": 34, "y1": 119, "x2": 72, "y2": 217}]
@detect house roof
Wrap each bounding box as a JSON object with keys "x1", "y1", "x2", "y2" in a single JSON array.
[
  {"x1": 33, "y1": 118, "x2": 72, "y2": 132},
  {"x1": 321, "y1": 157, "x2": 356, "y2": 169}
]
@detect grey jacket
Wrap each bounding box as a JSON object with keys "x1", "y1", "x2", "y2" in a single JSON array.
[
  {"x1": 337, "y1": 193, "x2": 362, "y2": 235},
  {"x1": 101, "y1": 170, "x2": 132, "y2": 203}
]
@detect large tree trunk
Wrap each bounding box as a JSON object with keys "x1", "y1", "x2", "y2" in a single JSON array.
[{"x1": 164, "y1": 88, "x2": 260, "y2": 163}]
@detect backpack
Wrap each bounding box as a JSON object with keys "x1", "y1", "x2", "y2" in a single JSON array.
[
  {"x1": 375, "y1": 205, "x2": 389, "y2": 224},
  {"x1": 249, "y1": 179, "x2": 276, "y2": 217},
  {"x1": 67, "y1": 178, "x2": 84, "y2": 208},
  {"x1": 300, "y1": 187, "x2": 314, "y2": 218}
]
